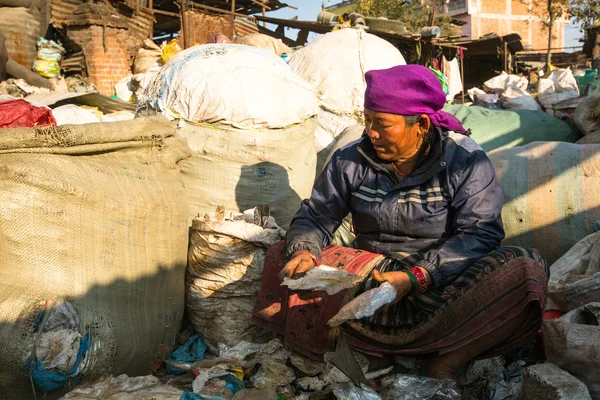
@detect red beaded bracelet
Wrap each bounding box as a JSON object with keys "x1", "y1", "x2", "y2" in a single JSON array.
[{"x1": 410, "y1": 267, "x2": 428, "y2": 295}]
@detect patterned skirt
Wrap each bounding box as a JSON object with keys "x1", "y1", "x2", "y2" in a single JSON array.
[{"x1": 252, "y1": 241, "x2": 548, "y2": 360}]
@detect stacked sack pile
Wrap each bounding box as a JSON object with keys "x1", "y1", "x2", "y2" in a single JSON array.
[
  {"x1": 288, "y1": 28, "x2": 406, "y2": 172},
  {"x1": 140, "y1": 43, "x2": 319, "y2": 351}
]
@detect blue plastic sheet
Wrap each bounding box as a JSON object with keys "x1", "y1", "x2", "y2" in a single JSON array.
[
  {"x1": 166, "y1": 334, "x2": 207, "y2": 374},
  {"x1": 23, "y1": 332, "x2": 90, "y2": 392},
  {"x1": 180, "y1": 392, "x2": 225, "y2": 400}
]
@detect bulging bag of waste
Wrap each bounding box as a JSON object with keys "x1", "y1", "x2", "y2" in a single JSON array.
[
  {"x1": 489, "y1": 142, "x2": 600, "y2": 264},
  {"x1": 543, "y1": 303, "x2": 600, "y2": 399},
  {"x1": 134, "y1": 38, "x2": 163, "y2": 74},
  {"x1": 289, "y1": 28, "x2": 406, "y2": 117},
  {"x1": 0, "y1": 117, "x2": 190, "y2": 399},
  {"x1": 444, "y1": 104, "x2": 579, "y2": 152},
  {"x1": 141, "y1": 44, "x2": 318, "y2": 129},
  {"x1": 233, "y1": 33, "x2": 293, "y2": 57},
  {"x1": 289, "y1": 28, "x2": 405, "y2": 163},
  {"x1": 187, "y1": 209, "x2": 285, "y2": 351},
  {"x1": 177, "y1": 119, "x2": 317, "y2": 229},
  {"x1": 547, "y1": 231, "x2": 600, "y2": 312},
  {"x1": 60, "y1": 374, "x2": 186, "y2": 399},
  {"x1": 574, "y1": 89, "x2": 600, "y2": 139}
]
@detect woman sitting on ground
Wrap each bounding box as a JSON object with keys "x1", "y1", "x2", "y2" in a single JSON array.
[{"x1": 252, "y1": 64, "x2": 548, "y2": 379}]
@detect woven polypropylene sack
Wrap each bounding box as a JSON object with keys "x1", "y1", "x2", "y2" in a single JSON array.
[
  {"x1": 489, "y1": 141, "x2": 600, "y2": 264},
  {"x1": 574, "y1": 89, "x2": 600, "y2": 138},
  {"x1": 177, "y1": 119, "x2": 317, "y2": 229},
  {"x1": 233, "y1": 33, "x2": 293, "y2": 56},
  {"x1": 0, "y1": 7, "x2": 39, "y2": 68},
  {"x1": 288, "y1": 28, "x2": 406, "y2": 117},
  {"x1": 0, "y1": 117, "x2": 190, "y2": 399},
  {"x1": 140, "y1": 44, "x2": 318, "y2": 129},
  {"x1": 443, "y1": 104, "x2": 580, "y2": 152},
  {"x1": 187, "y1": 214, "x2": 284, "y2": 351}
]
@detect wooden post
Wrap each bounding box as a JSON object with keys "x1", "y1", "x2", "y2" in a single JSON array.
[
  {"x1": 180, "y1": 0, "x2": 188, "y2": 49},
  {"x1": 231, "y1": 0, "x2": 235, "y2": 13},
  {"x1": 460, "y1": 47, "x2": 465, "y2": 104},
  {"x1": 504, "y1": 40, "x2": 508, "y2": 72},
  {"x1": 262, "y1": 7, "x2": 266, "y2": 28}
]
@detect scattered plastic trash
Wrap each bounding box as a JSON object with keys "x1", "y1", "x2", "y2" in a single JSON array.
[
  {"x1": 192, "y1": 362, "x2": 244, "y2": 395},
  {"x1": 290, "y1": 352, "x2": 326, "y2": 376},
  {"x1": 328, "y1": 282, "x2": 397, "y2": 327},
  {"x1": 379, "y1": 374, "x2": 461, "y2": 399},
  {"x1": 295, "y1": 376, "x2": 328, "y2": 391},
  {"x1": 333, "y1": 382, "x2": 382, "y2": 400},
  {"x1": 250, "y1": 359, "x2": 296, "y2": 388},
  {"x1": 59, "y1": 374, "x2": 186, "y2": 399},
  {"x1": 282, "y1": 266, "x2": 362, "y2": 295},
  {"x1": 166, "y1": 334, "x2": 208, "y2": 374},
  {"x1": 52, "y1": 104, "x2": 100, "y2": 125},
  {"x1": 23, "y1": 300, "x2": 90, "y2": 392},
  {"x1": 219, "y1": 341, "x2": 263, "y2": 362},
  {"x1": 231, "y1": 387, "x2": 277, "y2": 400}
]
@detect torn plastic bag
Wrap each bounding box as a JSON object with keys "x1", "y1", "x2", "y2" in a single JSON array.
[
  {"x1": 290, "y1": 352, "x2": 326, "y2": 376},
  {"x1": 0, "y1": 98, "x2": 56, "y2": 128},
  {"x1": 282, "y1": 266, "x2": 362, "y2": 295},
  {"x1": 250, "y1": 359, "x2": 296, "y2": 388},
  {"x1": 379, "y1": 375, "x2": 461, "y2": 400},
  {"x1": 328, "y1": 282, "x2": 397, "y2": 327},
  {"x1": 295, "y1": 376, "x2": 328, "y2": 391},
  {"x1": 166, "y1": 334, "x2": 208, "y2": 374},
  {"x1": 192, "y1": 363, "x2": 244, "y2": 395},
  {"x1": 333, "y1": 382, "x2": 382, "y2": 400},
  {"x1": 547, "y1": 231, "x2": 600, "y2": 312},
  {"x1": 59, "y1": 374, "x2": 185, "y2": 399}
]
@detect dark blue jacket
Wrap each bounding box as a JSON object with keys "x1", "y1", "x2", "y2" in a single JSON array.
[{"x1": 285, "y1": 128, "x2": 505, "y2": 289}]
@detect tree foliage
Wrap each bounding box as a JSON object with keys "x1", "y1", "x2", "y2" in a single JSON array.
[
  {"x1": 570, "y1": 0, "x2": 600, "y2": 29},
  {"x1": 355, "y1": 0, "x2": 456, "y2": 36}
]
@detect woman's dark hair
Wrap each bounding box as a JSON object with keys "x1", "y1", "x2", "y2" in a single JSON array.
[{"x1": 403, "y1": 115, "x2": 421, "y2": 126}]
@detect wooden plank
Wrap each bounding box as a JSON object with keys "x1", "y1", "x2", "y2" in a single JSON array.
[{"x1": 153, "y1": 9, "x2": 180, "y2": 17}]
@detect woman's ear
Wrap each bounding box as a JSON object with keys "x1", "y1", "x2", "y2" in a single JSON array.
[{"x1": 418, "y1": 114, "x2": 431, "y2": 136}]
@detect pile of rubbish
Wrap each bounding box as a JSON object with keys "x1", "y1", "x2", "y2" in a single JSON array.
[{"x1": 1, "y1": 23, "x2": 600, "y2": 400}]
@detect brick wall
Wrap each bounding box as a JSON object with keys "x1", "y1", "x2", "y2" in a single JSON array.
[{"x1": 67, "y1": 25, "x2": 132, "y2": 95}]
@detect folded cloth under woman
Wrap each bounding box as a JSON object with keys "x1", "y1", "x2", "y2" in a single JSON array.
[{"x1": 252, "y1": 64, "x2": 548, "y2": 379}]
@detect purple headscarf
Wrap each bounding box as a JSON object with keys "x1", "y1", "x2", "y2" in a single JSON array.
[{"x1": 364, "y1": 64, "x2": 466, "y2": 133}]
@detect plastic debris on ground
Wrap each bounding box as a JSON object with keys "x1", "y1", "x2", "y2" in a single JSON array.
[
  {"x1": 457, "y1": 356, "x2": 525, "y2": 400},
  {"x1": 22, "y1": 300, "x2": 90, "y2": 392},
  {"x1": 290, "y1": 352, "x2": 326, "y2": 376},
  {"x1": 250, "y1": 359, "x2": 296, "y2": 388},
  {"x1": 59, "y1": 374, "x2": 190, "y2": 399},
  {"x1": 333, "y1": 382, "x2": 382, "y2": 400},
  {"x1": 192, "y1": 362, "x2": 244, "y2": 397},
  {"x1": 282, "y1": 266, "x2": 362, "y2": 295},
  {"x1": 231, "y1": 387, "x2": 277, "y2": 400},
  {"x1": 166, "y1": 334, "x2": 208, "y2": 374},
  {"x1": 328, "y1": 282, "x2": 397, "y2": 327},
  {"x1": 295, "y1": 376, "x2": 328, "y2": 391},
  {"x1": 379, "y1": 375, "x2": 461, "y2": 400},
  {"x1": 0, "y1": 97, "x2": 56, "y2": 128}
]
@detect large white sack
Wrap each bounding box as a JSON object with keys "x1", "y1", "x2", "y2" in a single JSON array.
[
  {"x1": 575, "y1": 89, "x2": 600, "y2": 137},
  {"x1": 489, "y1": 141, "x2": 600, "y2": 264},
  {"x1": 141, "y1": 44, "x2": 319, "y2": 129},
  {"x1": 177, "y1": 119, "x2": 317, "y2": 229},
  {"x1": 52, "y1": 104, "x2": 101, "y2": 125},
  {"x1": 483, "y1": 72, "x2": 528, "y2": 93},
  {"x1": 187, "y1": 211, "x2": 284, "y2": 351},
  {"x1": 288, "y1": 28, "x2": 406, "y2": 117},
  {"x1": 0, "y1": 117, "x2": 190, "y2": 399},
  {"x1": 547, "y1": 231, "x2": 600, "y2": 312}
]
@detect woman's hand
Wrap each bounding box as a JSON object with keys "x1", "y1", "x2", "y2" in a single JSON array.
[
  {"x1": 279, "y1": 253, "x2": 316, "y2": 281},
  {"x1": 372, "y1": 269, "x2": 413, "y2": 301}
]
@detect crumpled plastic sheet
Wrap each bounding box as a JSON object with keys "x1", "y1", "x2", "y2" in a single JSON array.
[
  {"x1": 166, "y1": 334, "x2": 207, "y2": 374},
  {"x1": 323, "y1": 351, "x2": 369, "y2": 385},
  {"x1": 192, "y1": 363, "x2": 243, "y2": 394},
  {"x1": 328, "y1": 282, "x2": 397, "y2": 327},
  {"x1": 250, "y1": 359, "x2": 296, "y2": 388},
  {"x1": 282, "y1": 266, "x2": 362, "y2": 295},
  {"x1": 333, "y1": 382, "x2": 382, "y2": 400},
  {"x1": 219, "y1": 338, "x2": 289, "y2": 365},
  {"x1": 59, "y1": 374, "x2": 186, "y2": 399},
  {"x1": 457, "y1": 357, "x2": 525, "y2": 400},
  {"x1": 295, "y1": 376, "x2": 328, "y2": 391},
  {"x1": 379, "y1": 375, "x2": 461, "y2": 400},
  {"x1": 290, "y1": 352, "x2": 326, "y2": 376}
]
